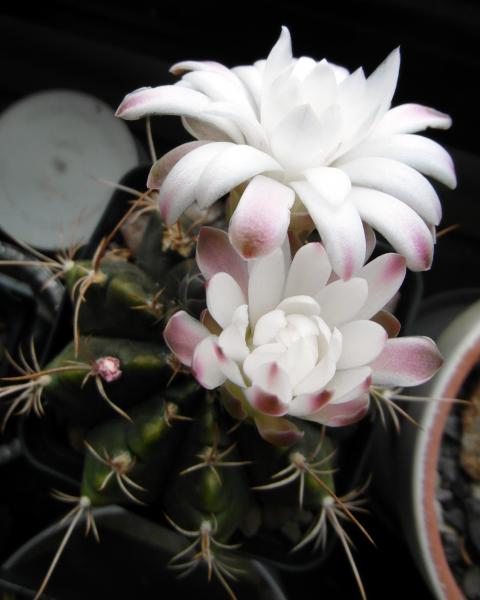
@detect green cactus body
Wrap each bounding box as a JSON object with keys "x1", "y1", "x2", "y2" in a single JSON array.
[
  {"x1": 81, "y1": 395, "x2": 193, "y2": 506},
  {"x1": 237, "y1": 420, "x2": 336, "y2": 544},
  {"x1": 64, "y1": 260, "x2": 164, "y2": 341},
  {"x1": 44, "y1": 337, "x2": 172, "y2": 424},
  {"x1": 164, "y1": 401, "x2": 252, "y2": 542}
]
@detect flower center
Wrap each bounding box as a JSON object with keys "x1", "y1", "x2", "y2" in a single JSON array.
[{"x1": 245, "y1": 295, "x2": 338, "y2": 389}]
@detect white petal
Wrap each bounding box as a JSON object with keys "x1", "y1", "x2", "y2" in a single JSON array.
[
  {"x1": 303, "y1": 167, "x2": 352, "y2": 208},
  {"x1": 270, "y1": 104, "x2": 341, "y2": 170},
  {"x1": 229, "y1": 176, "x2": 294, "y2": 260},
  {"x1": 356, "y1": 253, "x2": 406, "y2": 319},
  {"x1": 181, "y1": 114, "x2": 244, "y2": 144},
  {"x1": 375, "y1": 103, "x2": 452, "y2": 136},
  {"x1": 337, "y1": 320, "x2": 387, "y2": 369},
  {"x1": 364, "y1": 47, "x2": 401, "y2": 123},
  {"x1": 147, "y1": 141, "x2": 207, "y2": 189},
  {"x1": 204, "y1": 102, "x2": 268, "y2": 148},
  {"x1": 286, "y1": 314, "x2": 324, "y2": 340},
  {"x1": 170, "y1": 60, "x2": 235, "y2": 77},
  {"x1": 327, "y1": 367, "x2": 372, "y2": 404},
  {"x1": 206, "y1": 272, "x2": 246, "y2": 329},
  {"x1": 280, "y1": 337, "x2": 319, "y2": 388},
  {"x1": 276, "y1": 296, "x2": 321, "y2": 316},
  {"x1": 231, "y1": 65, "x2": 262, "y2": 111},
  {"x1": 371, "y1": 336, "x2": 443, "y2": 387},
  {"x1": 192, "y1": 336, "x2": 226, "y2": 389},
  {"x1": 115, "y1": 85, "x2": 209, "y2": 120},
  {"x1": 285, "y1": 242, "x2": 332, "y2": 298},
  {"x1": 218, "y1": 305, "x2": 250, "y2": 361},
  {"x1": 300, "y1": 60, "x2": 338, "y2": 116},
  {"x1": 181, "y1": 70, "x2": 251, "y2": 108},
  {"x1": 243, "y1": 343, "x2": 285, "y2": 381},
  {"x1": 253, "y1": 310, "x2": 287, "y2": 346},
  {"x1": 248, "y1": 248, "x2": 286, "y2": 325},
  {"x1": 340, "y1": 133, "x2": 456, "y2": 189},
  {"x1": 292, "y1": 181, "x2": 366, "y2": 280},
  {"x1": 195, "y1": 145, "x2": 282, "y2": 208},
  {"x1": 196, "y1": 226, "x2": 248, "y2": 293},
  {"x1": 341, "y1": 157, "x2": 442, "y2": 225},
  {"x1": 263, "y1": 26, "x2": 293, "y2": 85},
  {"x1": 293, "y1": 353, "x2": 337, "y2": 396},
  {"x1": 158, "y1": 142, "x2": 233, "y2": 224},
  {"x1": 163, "y1": 311, "x2": 210, "y2": 367},
  {"x1": 349, "y1": 186, "x2": 434, "y2": 271},
  {"x1": 316, "y1": 278, "x2": 368, "y2": 326}
]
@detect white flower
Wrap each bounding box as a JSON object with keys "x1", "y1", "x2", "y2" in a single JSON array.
[
  {"x1": 117, "y1": 27, "x2": 456, "y2": 279},
  {"x1": 163, "y1": 227, "x2": 442, "y2": 434}
]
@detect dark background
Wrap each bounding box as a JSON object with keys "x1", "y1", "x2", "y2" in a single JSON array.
[{"x1": 1, "y1": 1, "x2": 479, "y2": 598}]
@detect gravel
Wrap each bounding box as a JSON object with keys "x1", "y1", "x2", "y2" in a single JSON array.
[{"x1": 437, "y1": 379, "x2": 480, "y2": 599}]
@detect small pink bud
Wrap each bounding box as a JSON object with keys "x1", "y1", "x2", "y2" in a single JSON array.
[{"x1": 93, "y1": 356, "x2": 122, "y2": 383}]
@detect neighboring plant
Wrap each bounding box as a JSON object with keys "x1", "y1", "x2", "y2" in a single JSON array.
[{"x1": 0, "y1": 26, "x2": 454, "y2": 600}]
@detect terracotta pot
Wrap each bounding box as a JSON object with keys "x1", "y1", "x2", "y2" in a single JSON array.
[{"x1": 372, "y1": 296, "x2": 480, "y2": 600}]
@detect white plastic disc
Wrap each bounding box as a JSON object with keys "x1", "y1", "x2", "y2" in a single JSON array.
[{"x1": 0, "y1": 90, "x2": 141, "y2": 249}]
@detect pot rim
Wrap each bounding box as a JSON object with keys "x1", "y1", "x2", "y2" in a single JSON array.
[{"x1": 413, "y1": 298, "x2": 480, "y2": 600}]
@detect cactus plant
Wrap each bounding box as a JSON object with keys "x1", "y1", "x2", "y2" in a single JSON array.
[{"x1": 0, "y1": 25, "x2": 455, "y2": 600}]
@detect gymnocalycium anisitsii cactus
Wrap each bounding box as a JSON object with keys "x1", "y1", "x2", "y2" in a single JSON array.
[{"x1": 0, "y1": 26, "x2": 454, "y2": 600}]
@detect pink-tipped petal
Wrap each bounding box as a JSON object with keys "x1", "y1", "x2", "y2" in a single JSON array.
[
  {"x1": 206, "y1": 272, "x2": 246, "y2": 329},
  {"x1": 213, "y1": 344, "x2": 246, "y2": 387},
  {"x1": 375, "y1": 103, "x2": 452, "y2": 136},
  {"x1": 247, "y1": 362, "x2": 292, "y2": 415},
  {"x1": 288, "y1": 390, "x2": 332, "y2": 417},
  {"x1": 163, "y1": 311, "x2": 210, "y2": 367},
  {"x1": 356, "y1": 253, "x2": 407, "y2": 319},
  {"x1": 147, "y1": 141, "x2": 207, "y2": 189},
  {"x1": 341, "y1": 157, "x2": 442, "y2": 225},
  {"x1": 350, "y1": 186, "x2": 434, "y2": 272},
  {"x1": 284, "y1": 242, "x2": 332, "y2": 298},
  {"x1": 196, "y1": 227, "x2": 248, "y2": 293},
  {"x1": 316, "y1": 278, "x2": 368, "y2": 326},
  {"x1": 247, "y1": 387, "x2": 290, "y2": 416},
  {"x1": 337, "y1": 320, "x2": 387, "y2": 369},
  {"x1": 307, "y1": 393, "x2": 370, "y2": 427},
  {"x1": 229, "y1": 175, "x2": 295, "y2": 260},
  {"x1": 248, "y1": 248, "x2": 286, "y2": 324},
  {"x1": 158, "y1": 142, "x2": 233, "y2": 225},
  {"x1": 116, "y1": 85, "x2": 209, "y2": 120},
  {"x1": 254, "y1": 414, "x2": 304, "y2": 447},
  {"x1": 195, "y1": 145, "x2": 282, "y2": 209},
  {"x1": 292, "y1": 181, "x2": 366, "y2": 280},
  {"x1": 371, "y1": 336, "x2": 443, "y2": 387},
  {"x1": 191, "y1": 336, "x2": 226, "y2": 389}
]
